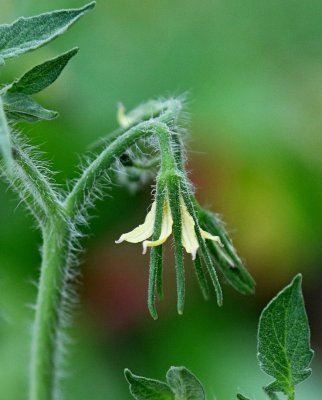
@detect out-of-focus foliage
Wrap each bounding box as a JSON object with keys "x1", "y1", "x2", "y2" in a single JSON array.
[
  {"x1": 125, "y1": 366, "x2": 205, "y2": 400},
  {"x1": 0, "y1": 0, "x2": 321, "y2": 399},
  {"x1": 126, "y1": 276, "x2": 313, "y2": 400}
]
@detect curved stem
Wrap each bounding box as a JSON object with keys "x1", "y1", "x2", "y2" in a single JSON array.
[
  {"x1": 28, "y1": 120, "x2": 180, "y2": 399},
  {"x1": 28, "y1": 118, "x2": 183, "y2": 399},
  {"x1": 90, "y1": 98, "x2": 183, "y2": 151},
  {"x1": 64, "y1": 120, "x2": 169, "y2": 219},
  {"x1": 29, "y1": 215, "x2": 69, "y2": 400}
]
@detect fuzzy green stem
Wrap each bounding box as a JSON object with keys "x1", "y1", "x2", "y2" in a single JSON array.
[
  {"x1": 156, "y1": 126, "x2": 178, "y2": 175},
  {"x1": 0, "y1": 100, "x2": 184, "y2": 399},
  {"x1": 288, "y1": 392, "x2": 295, "y2": 400},
  {"x1": 155, "y1": 126, "x2": 186, "y2": 314},
  {"x1": 12, "y1": 136, "x2": 62, "y2": 221},
  {"x1": 90, "y1": 98, "x2": 183, "y2": 151},
  {"x1": 28, "y1": 117, "x2": 182, "y2": 398},
  {"x1": 64, "y1": 120, "x2": 172, "y2": 219},
  {"x1": 29, "y1": 215, "x2": 69, "y2": 400}
]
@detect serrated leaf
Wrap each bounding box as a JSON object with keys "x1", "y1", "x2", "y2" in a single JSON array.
[
  {"x1": 0, "y1": 96, "x2": 13, "y2": 168},
  {"x1": 0, "y1": 2, "x2": 95, "y2": 64},
  {"x1": 257, "y1": 274, "x2": 314, "y2": 398},
  {"x1": 166, "y1": 367, "x2": 205, "y2": 400},
  {"x1": 3, "y1": 92, "x2": 58, "y2": 122},
  {"x1": 125, "y1": 369, "x2": 174, "y2": 400},
  {"x1": 6, "y1": 48, "x2": 78, "y2": 95}
]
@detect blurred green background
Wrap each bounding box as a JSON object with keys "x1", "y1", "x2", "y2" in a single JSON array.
[{"x1": 0, "y1": 0, "x2": 321, "y2": 399}]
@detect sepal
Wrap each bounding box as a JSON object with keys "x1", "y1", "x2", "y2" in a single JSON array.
[
  {"x1": 196, "y1": 204, "x2": 255, "y2": 295},
  {"x1": 147, "y1": 181, "x2": 166, "y2": 319},
  {"x1": 167, "y1": 175, "x2": 185, "y2": 315}
]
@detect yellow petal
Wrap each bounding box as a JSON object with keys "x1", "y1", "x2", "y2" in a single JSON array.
[
  {"x1": 180, "y1": 197, "x2": 199, "y2": 260},
  {"x1": 200, "y1": 229, "x2": 223, "y2": 247},
  {"x1": 143, "y1": 197, "x2": 173, "y2": 253},
  {"x1": 115, "y1": 201, "x2": 156, "y2": 244}
]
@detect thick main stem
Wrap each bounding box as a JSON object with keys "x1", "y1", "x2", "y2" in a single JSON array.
[{"x1": 29, "y1": 215, "x2": 69, "y2": 400}]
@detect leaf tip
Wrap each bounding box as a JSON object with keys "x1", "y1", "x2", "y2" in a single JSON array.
[
  {"x1": 124, "y1": 368, "x2": 133, "y2": 382},
  {"x1": 292, "y1": 273, "x2": 303, "y2": 286},
  {"x1": 82, "y1": 1, "x2": 96, "y2": 12},
  {"x1": 51, "y1": 111, "x2": 59, "y2": 120},
  {"x1": 151, "y1": 313, "x2": 159, "y2": 321},
  {"x1": 69, "y1": 47, "x2": 80, "y2": 56},
  {"x1": 148, "y1": 300, "x2": 158, "y2": 320},
  {"x1": 216, "y1": 289, "x2": 223, "y2": 307}
]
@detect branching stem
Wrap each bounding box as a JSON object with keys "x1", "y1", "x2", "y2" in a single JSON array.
[
  {"x1": 64, "y1": 120, "x2": 172, "y2": 219},
  {"x1": 23, "y1": 102, "x2": 184, "y2": 400}
]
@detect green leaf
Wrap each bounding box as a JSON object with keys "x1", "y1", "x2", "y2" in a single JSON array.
[
  {"x1": 0, "y1": 96, "x2": 13, "y2": 169},
  {"x1": 257, "y1": 274, "x2": 314, "y2": 399},
  {"x1": 237, "y1": 394, "x2": 252, "y2": 400},
  {"x1": 125, "y1": 369, "x2": 174, "y2": 400},
  {"x1": 166, "y1": 367, "x2": 205, "y2": 400},
  {"x1": 7, "y1": 48, "x2": 78, "y2": 95},
  {"x1": 0, "y1": 2, "x2": 95, "y2": 65},
  {"x1": 2, "y1": 93, "x2": 58, "y2": 122}
]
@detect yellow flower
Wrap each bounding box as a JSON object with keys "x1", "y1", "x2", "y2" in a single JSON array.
[{"x1": 115, "y1": 195, "x2": 222, "y2": 260}]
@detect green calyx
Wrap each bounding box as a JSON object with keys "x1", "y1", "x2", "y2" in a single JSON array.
[{"x1": 195, "y1": 202, "x2": 255, "y2": 295}]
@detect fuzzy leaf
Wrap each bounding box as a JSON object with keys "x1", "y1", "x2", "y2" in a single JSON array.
[
  {"x1": 166, "y1": 367, "x2": 205, "y2": 400},
  {"x1": 0, "y1": 2, "x2": 95, "y2": 65},
  {"x1": 3, "y1": 92, "x2": 58, "y2": 122},
  {"x1": 7, "y1": 48, "x2": 78, "y2": 95},
  {"x1": 0, "y1": 96, "x2": 13, "y2": 168},
  {"x1": 258, "y1": 274, "x2": 313, "y2": 398},
  {"x1": 125, "y1": 369, "x2": 174, "y2": 400}
]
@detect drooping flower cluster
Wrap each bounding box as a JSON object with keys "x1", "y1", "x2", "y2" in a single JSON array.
[
  {"x1": 115, "y1": 103, "x2": 255, "y2": 318},
  {"x1": 116, "y1": 194, "x2": 222, "y2": 260}
]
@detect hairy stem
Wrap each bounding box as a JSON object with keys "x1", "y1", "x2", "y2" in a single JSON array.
[
  {"x1": 1, "y1": 99, "x2": 185, "y2": 400},
  {"x1": 29, "y1": 215, "x2": 69, "y2": 400},
  {"x1": 28, "y1": 120, "x2": 179, "y2": 399},
  {"x1": 64, "y1": 120, "x2": 170, "y2": 219},
  {"x1": 90, "y1": 98, "x2": 183, "y2": 151},
  {"x1": 12, "y1": 136, "x2": 62, "y2": 222},
  {"x1": 288, "y1": 392, "x2": 295, "y2": 400}
]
